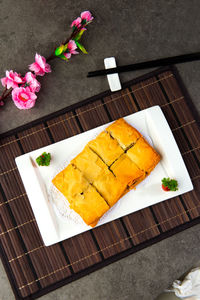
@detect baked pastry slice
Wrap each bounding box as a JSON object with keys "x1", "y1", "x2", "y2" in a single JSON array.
[
  {"x1": 110, "y1": 154, "x2": 145, "y2": 188},
  {"x1": 70, "y1": 185, "x2": 110, "y2": 227},
  {"x1": 106, "y1": 118, "x2": 141, "y2": 150},
  {"x1": 93, "y1": 168, "x2": 127, "y2": 207},
  {"x1": 52, "y1": 164, "x2": 89, "y2": 205},
  {"x1": 52, "y1": 164, "x2": 109, "y2": 227},
  {"x1": 71, "y1": 146, "x2": 107, "y2": 183},
  {"x1": 126, "y1": 137, "x2": 160, "y2": 174},
  {"x1": 88, "y1": 131, "x2": 123, "y2": 166},
  {"x1": 52, "y1": 118, "x2": 161, "y2": 228}
]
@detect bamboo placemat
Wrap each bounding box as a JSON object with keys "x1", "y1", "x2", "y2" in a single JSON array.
[{"x1": 0, "y1": 66, "x2": 199, "y2": 300}]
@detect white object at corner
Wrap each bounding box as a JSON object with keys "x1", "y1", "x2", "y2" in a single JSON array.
[
  {"x1": 168, "y1": 267, "x2": 200, "y2": 299},
  {"x1": 104, "y1": 57, "x2": 122, "y2": 91}
]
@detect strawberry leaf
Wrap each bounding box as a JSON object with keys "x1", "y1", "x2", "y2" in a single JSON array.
[{"x1": 161, "y1": 178, "x2": 178, "y2": 191}]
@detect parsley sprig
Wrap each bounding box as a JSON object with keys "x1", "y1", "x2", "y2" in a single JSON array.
[
  {"x1": 162, "y1": 177, "x2": 178, "y2": 191},
  {"x1": 36, "y1": 152, "x2": 51, "y2": 166}
]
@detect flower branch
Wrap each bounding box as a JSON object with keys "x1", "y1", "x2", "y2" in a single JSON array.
[{"x1": 0, "y1": 11, "x2": 93, "y2": 109}]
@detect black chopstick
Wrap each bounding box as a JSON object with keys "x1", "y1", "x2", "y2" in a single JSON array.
[{"x1": 87, "y1": 52, "x2": 200, "y2": 77}]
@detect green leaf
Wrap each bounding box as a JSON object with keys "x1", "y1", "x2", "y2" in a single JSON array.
[
  {"x1": 36, "y1": 152, "x2": 51, "y2": 166},
  {"x1": 81, "y1": 19, "x2": 87, "y2": 25},
  {"x1": 161, "y1": 177, "x2": 178, "y2": 191},
  {"x1": 75, "y1": 41, "x2": 88, "y2": 54},
  {"x1": 57, "y1": 53, "x2": 69, "y2": 61},
  {"x1": 63, "y1": 44, "x2": 68, "y2": 52},
  {"x1": 74, "y1": 28, "x2": 86, "y2": 41},
  {"x1": 24, "y1": 82, "x2": 30, "y2": 88},
  {"x1": 55, "y1": 44, "x2": 65, "y2": 56}
]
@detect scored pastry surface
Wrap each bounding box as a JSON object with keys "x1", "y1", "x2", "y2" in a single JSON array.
[
  {"x1": 71, "y1": 146, "x2": 107, "y2": 183},
  {"x1": 110, "y1": 154, "x2": 145, "y2": 187},
  {"x1": 70, "y1": 185, "x2": 110, "y2": 226},
  {"x1": 52, "y1": 164, "x2": 89, "y2": 205},
  {"x1": 88, "y1": 131, "x2": 123, "y2": 166},
  {"x1": 106, "y1": 118, "x2": 141, "y2": 150},
  {"x1": 52, "y1": 118, "x2": 160, "y2": 227},
  {"x1": 93, "y1": 168, "x2": 128, "y2": 207},
  {"x1": 126, "y1": 136, "x2": 160, "y2": 173},
  {"x1": 52, "y1": 164, "x2": 109, "y2": 226}
]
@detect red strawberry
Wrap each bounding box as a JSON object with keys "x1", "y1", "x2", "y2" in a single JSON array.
[
  {"x1": 162, "y1": 184, "x2": 170, "y2": 191},
  {"x1": 161, "y1": 178, "x2": 178, "y2": 192}
]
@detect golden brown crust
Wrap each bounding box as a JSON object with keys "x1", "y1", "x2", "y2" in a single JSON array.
[
  {"x1": 71, "y1": 146, "x2": 107, "y2": 183},
  {"x1": 52, "y1": 118, "x2": 161, "y2": 228},
  {"x1": 93, "y1": 169, "x2": 127, "y2": 207},
  {"x1": 70, "y1": 185, "x2": 109, "y2": 226},
  {"x1": 106, "y1": 118, "x2": 141, "y2": 150},
  {"x1": 52, "y1": 164, "x2": 109, "y2": 226},
  {"x1": 89, "y1": 221, "x2": 98, "y2": 228},
  {"x1": 128, "y1": 174, "x2": 147, "y2": 190},
  {"x1": 88, "y1": 131, "x2": 123, "y2": 166},
  {"x1": 126, "y1": 137, "x2": 160, "y2": 173},
  {"x1": 110, "y1": 154, "x2": 145, "y2": 187},
  {"x1": 52, "y1": 164, "x2": 89, "y2": 205}
]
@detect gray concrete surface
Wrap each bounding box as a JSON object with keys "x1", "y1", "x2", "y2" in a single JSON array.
[
  {"x1": 0, "y1": 0, "x2": 200, "y2": 299},
  {"x1": 1, "y1": 224, "x2": 200, "y2": 300}
]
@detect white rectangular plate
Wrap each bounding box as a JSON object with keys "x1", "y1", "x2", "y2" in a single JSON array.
[{"x1": 15, "y1": 106, "x2": 193, "y2": 246}]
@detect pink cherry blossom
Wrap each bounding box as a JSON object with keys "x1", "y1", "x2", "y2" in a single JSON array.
[
  {"x1": 12, "y1": 87, "x2": 37, "y2": 109},
  {"x1": 29, "y1": 53, "x2": 51, "y2": 76},
  {"x1": 81, "y1": 11, "x2": 94, "y2": 23},
  {"x1": 67, "y1": 40, "x2": 78, "y2": 53},
  {"x1": 63, "y1": 40, "x2": 79, "y2": 59},
  {"x1": 71, "y1": 17, "x2": 82, "y2": 29},
  {"x1": 24, "y1": 72, "x2": 40, "y2": 92},
  {"x1": 1, "y1": 70, "x2": 24, "y2": 89}
]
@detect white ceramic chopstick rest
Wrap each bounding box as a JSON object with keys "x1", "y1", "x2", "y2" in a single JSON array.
[{"x1": 104, "y1": 57, "x2": 122, "y2": 92}]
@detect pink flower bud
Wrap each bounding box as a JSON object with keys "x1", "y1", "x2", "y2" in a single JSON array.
[
  {"x1": 29, "y1": 53, "x2": 51, "y2": 76},
  {"x1": 80, "y1": 11, "x2": 94, "y2": 23}
]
